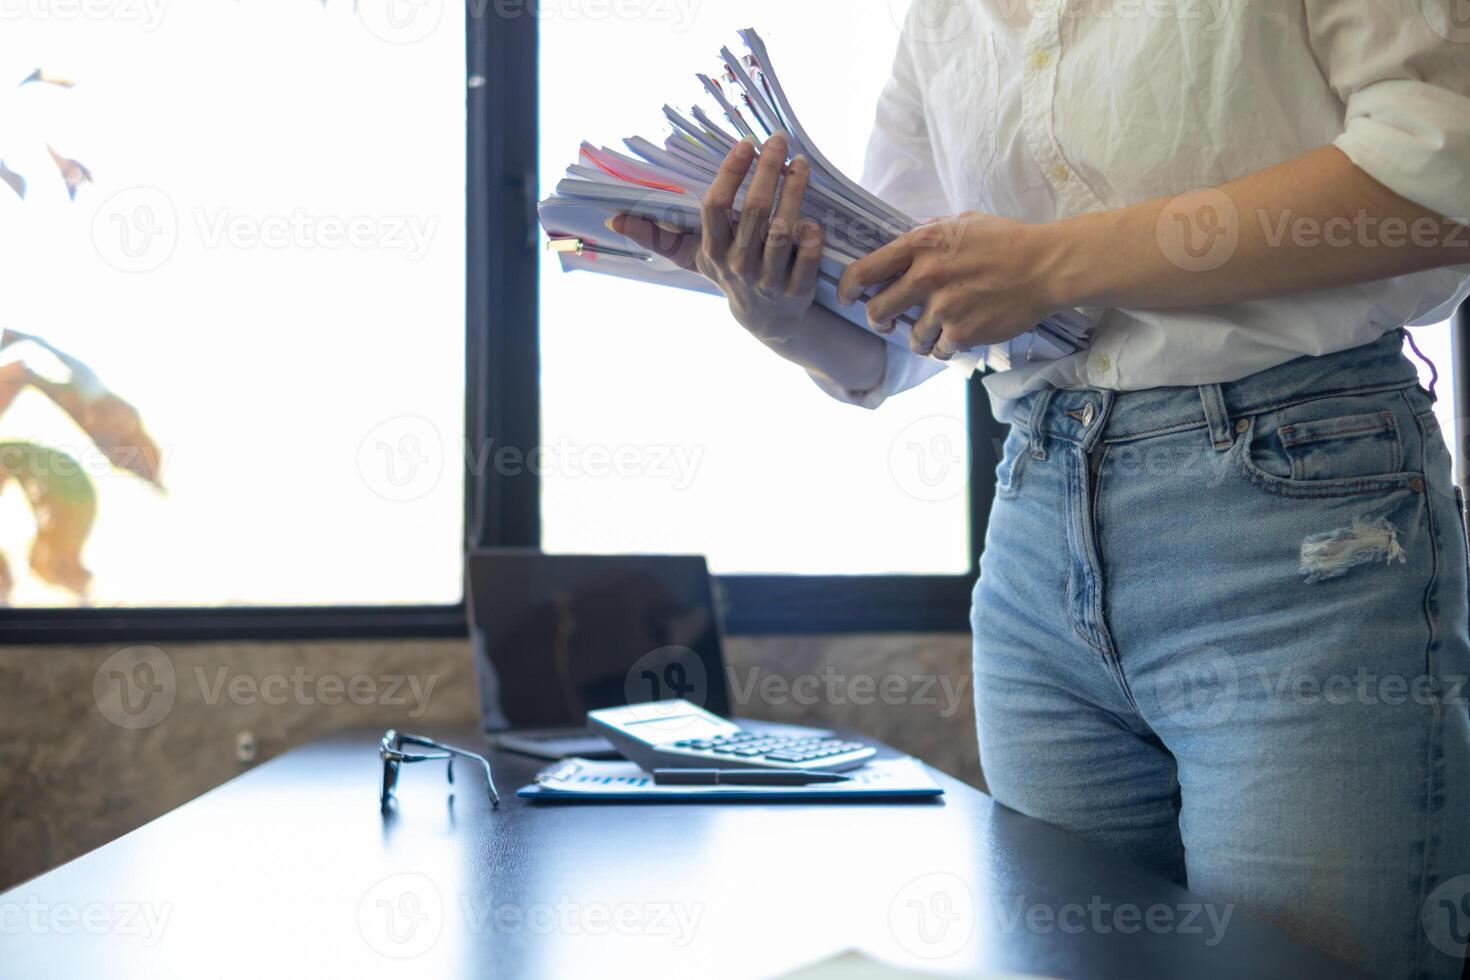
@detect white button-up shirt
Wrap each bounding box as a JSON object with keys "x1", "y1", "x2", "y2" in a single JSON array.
[{"x1": 820, "y1": 0, "x2": 1470, "y2": 418}]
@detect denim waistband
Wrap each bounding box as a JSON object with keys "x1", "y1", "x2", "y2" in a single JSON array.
[{"x1": 1014, "y1": 329, "x2": 1424, "y2": 452}]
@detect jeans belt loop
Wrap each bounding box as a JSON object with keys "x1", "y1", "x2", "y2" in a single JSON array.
[
  {"x1": 1198, "y1": 383, "x2": 1234, "y2": 452},
  {"x1": 1028, "y1": 389, "x2": 1055, "y2": 461}
]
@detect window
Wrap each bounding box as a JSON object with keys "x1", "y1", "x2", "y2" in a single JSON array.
[
  {"x1": 0, "y1": 6, "x2": 466, "y2": 617},
  {"x1": 537, "y1": 3, "x2": 976, "y2": 581},
  {"x1": 4, "y1": 3, "x2": 1464, "y2": 641}
]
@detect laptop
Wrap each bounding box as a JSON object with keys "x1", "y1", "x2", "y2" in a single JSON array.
[{"x1": 467, "y1": 550, "x2": 733, "y2": 760}]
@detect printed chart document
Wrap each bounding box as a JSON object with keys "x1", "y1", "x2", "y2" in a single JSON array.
[{"x1": 538, "y1": 28, "x2": 1096, "y2": 376}]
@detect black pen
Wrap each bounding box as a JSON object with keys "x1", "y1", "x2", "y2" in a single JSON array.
[{"x1": 653, "y1": 768, "x2": 852, "y2": 786}]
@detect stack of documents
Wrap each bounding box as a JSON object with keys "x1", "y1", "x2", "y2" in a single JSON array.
[
  {"x1": 537, "y1": 28, "x2": 1095, "y2": 375},
  {"x1": 518, "y1": 756, "x2": 944, "y2": 803}
]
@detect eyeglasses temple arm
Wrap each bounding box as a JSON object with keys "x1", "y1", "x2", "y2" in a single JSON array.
[
  {"x1": 392, "y1": 734, "x2": 501, "y2": 809},
  {"x1": 463, "y1": 751, "x2": 501, "y2": 807}
]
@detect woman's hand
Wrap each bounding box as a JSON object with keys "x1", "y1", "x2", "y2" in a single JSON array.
[
  {"x1": 836, "y1": 212, "x2": 1062, "y2": 360},
  {"x1": 612, "y1": 133, "x2": 826, "y2": 345}
]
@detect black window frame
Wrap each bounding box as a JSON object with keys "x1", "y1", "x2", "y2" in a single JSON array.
[{"x1": 2, "y1": 6, "x2": 1464, "y2": 643}]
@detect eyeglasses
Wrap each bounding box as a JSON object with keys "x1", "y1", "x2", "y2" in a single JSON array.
[{"x1": 379, "y1": 730, "x2": 500, "y2": 811}]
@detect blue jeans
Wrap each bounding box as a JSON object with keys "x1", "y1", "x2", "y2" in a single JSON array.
[{"x1": 972, "y1": 330, "x2": 1470, "y2": 979}]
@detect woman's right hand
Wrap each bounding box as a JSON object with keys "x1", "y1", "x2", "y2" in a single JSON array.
[{"x1": 612, "y1": 133, "x2": 827, "y2": 346}]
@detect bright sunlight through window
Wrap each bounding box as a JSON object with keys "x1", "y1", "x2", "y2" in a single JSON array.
[
  {"x1": 538, "y1": 1, "x2": 974, "y2": 577},
  {"x1": 0, "y1": 5, "x2": 466, "y2": 607}
]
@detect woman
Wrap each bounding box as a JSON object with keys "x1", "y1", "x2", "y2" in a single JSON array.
[{"x1": 615, "y1": 2, "x2": 1470, "y2": 976}]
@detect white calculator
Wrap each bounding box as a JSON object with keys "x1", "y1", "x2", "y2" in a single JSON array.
[{"x1": 587, "y1": 700, "x2": 877, "y2": 772}]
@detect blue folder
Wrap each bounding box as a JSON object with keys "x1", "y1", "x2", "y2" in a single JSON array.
[{"x1": 518, "y1": 757, "x2": 945, "y2": 804}]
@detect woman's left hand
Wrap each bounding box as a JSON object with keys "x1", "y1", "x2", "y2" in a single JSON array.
[{"x1": 836, "y1": 212, "x2": 1064, "y2": 360}]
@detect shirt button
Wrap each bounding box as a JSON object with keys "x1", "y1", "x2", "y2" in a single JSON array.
[
  {"x1": 1091, "y1": 354, "x2": 1112, "y2": 374},
  {"x1": 1050, "y1": 164, "x2": 1071, "y2": 183},
  {"x1": 1030, "y1": 51, "x2": 1052, "y2": 71}
]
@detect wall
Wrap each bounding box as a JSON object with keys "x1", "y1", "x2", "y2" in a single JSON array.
[{"x1": 0, "y1": 633, "x2": 978, "y2": 891}]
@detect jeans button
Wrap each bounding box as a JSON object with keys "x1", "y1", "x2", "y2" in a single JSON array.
[{"x1": 1081, "y1": 403, "x2": 1096, "y2": 427}]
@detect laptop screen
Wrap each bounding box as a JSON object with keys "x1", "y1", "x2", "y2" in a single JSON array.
[{"x1": 467, "y1": 551, "x2": 730, "y2": 730}]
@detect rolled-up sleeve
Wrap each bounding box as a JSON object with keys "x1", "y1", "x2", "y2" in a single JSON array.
[
  {"x1": 1310, "y1": 0, "x2": 1470, "y2": 224},
  {"x1": 810, "y1": 17, "x2": 949, "y2": 409}
]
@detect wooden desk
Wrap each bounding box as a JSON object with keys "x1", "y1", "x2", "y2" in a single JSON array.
[{"x1": 0, "y1": 729, "x2": 1358, "y2": 979}]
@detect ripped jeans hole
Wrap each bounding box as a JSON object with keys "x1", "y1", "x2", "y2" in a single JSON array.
[{"x1": 1300, "y1": 517, "x2": 1407, "y2": 584}]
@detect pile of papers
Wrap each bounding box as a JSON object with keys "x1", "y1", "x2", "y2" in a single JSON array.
[{"x1": 537, "y1": 28, "x2": 1094, "y2": 375}]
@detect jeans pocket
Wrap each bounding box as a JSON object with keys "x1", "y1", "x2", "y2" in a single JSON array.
[
  {"x1": 1277, "y1": 410, "x2": 1401, "y2": 481},
  {"x1": 1232, "y1": 394, "x2": 1422, "y2": 499}
]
